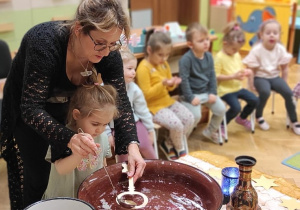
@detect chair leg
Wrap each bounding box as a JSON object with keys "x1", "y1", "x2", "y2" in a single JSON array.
[
  {"x1": 286, "y1": 113, "x2": 290, "y2": 129},
  {"x1": 153, "y1": 131, "x2": 159, "y2": 159},
  {"x1": 271, "y1": 91, "x2": 275, "y2": 114},
  {"x1": 223, "y1": 115, "x2": 228, "y2": 142},
  {"x1": 153, "y1": 123, "x2": 161, "y2": 159},
  {"x1": 218, "y1": 128, "x2": 223, "y2": 145},
  {"x1": 183, "y1": 135, "x2": 189, "y2": 154},
  {"x1": 251, "y1": 110, "x2": 255, "y2": 133},
  {"x1": 286, "y1": 96, "x2": 297, "y2": 129}
]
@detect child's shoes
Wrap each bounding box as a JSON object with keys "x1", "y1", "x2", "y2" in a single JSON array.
[
  {"x1": 202, "y1": 128, "x2": 219, "y2": 144},
  {"x1": 292, "y1": 122, "x2": 300, "y2": 135},
  {"x1": 256, "y1": 117, "x2": 270, "y2": 130},
  {"x1": 235, "y1": 116, "x2": 251, "y2": 130},
  {"x1": 159, "y1": 140, "x2": 177, "y2": 161}
]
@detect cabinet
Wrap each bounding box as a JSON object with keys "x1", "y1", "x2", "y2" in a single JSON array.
[{"x1": 130, "y1": 0, "x2": 201, "y2": 26}]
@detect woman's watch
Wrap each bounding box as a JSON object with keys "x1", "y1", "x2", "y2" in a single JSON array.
[{"x1": 127, "y1": 141, "x2": 140, "y2": 151}]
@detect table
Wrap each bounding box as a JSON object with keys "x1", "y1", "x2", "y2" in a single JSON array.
[{"x1": 177, "y1": 151, "x2": 300, "y2": 209}]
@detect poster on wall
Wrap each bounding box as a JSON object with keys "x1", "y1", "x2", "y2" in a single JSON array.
[{"x1": 235, "y1": 0, "x2": 291, "y2": 51}]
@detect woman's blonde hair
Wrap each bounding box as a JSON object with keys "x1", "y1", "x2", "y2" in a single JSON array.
[
  {"x1": 67, "y1": 83, "x2": 119, "y2": 128},
  {"x1": 64, "y1": 0, "x2": 130, "y2": 40},
  {"x1": 222, "y1": 21, "x2": 245, "y2": 45}
]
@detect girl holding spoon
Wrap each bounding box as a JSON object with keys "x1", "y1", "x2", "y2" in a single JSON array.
[{"x1": 43, "y1": 78, "x2": 119, "y2": 199}]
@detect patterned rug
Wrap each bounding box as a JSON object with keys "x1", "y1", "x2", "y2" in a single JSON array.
[{"x1": 282, "y1": 152, "x2": 300, "y2": 171}]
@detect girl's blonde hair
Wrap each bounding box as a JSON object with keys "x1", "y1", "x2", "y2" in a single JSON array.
[
  {"x1": 258, "y1": 19, "x2": 281, "y2": 40},
  {"x1": 64, "y1": 0, "x2": 130, "y2": 40},
  {"x1": 67, "y1": 83, "x2": 119, "y2": 128},
  {"x1": 144, "y1": 29, "x2": 172, "y2": 56},
  {"x1": 222, "y1": 21, "x2": 245, "y2": 45},
  {"x1": 185, "y1": 22, "x2": 208, "y2": 42},
  {"x1": 120, "y1": 48, "x2": 136, "y2": 63}
]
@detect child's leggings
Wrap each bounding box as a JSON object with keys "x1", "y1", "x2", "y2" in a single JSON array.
[
  {"x1": 254, "y1": 76, "x2": 297, "y2": 123},
  {"x1": 152, "y1": 101, "x2": 194, "y2": 151}
]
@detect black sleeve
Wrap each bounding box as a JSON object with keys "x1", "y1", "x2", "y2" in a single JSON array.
[{"x1": 17, "y1": 26, "x2": 75, "y2": 162}]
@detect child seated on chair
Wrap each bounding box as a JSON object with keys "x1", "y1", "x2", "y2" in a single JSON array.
[
  {"x1": 136, "y1": 30, "x2": 194, "y2": 160},
  {"x1": 243, "y1": 19, "x2": 300, "y2": 135},
  {"x1": 214, "y1": 21, "x2": 259, "y2": 132},
  {"x1": 179, "y1": 22, "x2": 226, "y2": 144},
  {"x1": 116, "y1": 49, "x2": 157, "y2": 162}
]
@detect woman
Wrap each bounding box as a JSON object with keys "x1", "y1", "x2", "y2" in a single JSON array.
[{"x1": 0, "y1": 0, "x2": 145, "y2": 209}]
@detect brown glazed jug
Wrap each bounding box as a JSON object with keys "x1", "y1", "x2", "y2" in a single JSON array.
[{"x1": 226, "y1": 156, "x2": 261, "y2": 210}]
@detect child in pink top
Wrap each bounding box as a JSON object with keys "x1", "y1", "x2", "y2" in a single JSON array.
[{"x1": 243, "y1": 19, "x2": 300, "y2": 135}]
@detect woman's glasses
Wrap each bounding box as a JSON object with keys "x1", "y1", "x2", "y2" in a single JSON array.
[{"x1": 88, "y1": 32, "x2": 122, "y2": 52}]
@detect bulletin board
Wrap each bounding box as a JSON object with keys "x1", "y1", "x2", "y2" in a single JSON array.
[{"x1": 235, "y1": 0, "x2": 292, "y2": 51}]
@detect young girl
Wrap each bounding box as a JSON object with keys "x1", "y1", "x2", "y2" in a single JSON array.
[
  {"x1": 243, "y1": 19, "x2": 300, "y2": 135},
  {"x1": 214, "y1": 22, "x2": 259, "y2": 132},
  {"x1": 136, "y1": 30, "x2": 194, "y2": 160},
  {"x1": 116, "y1": 49, "x2": 157, "y2": 161},
  {"x1": 43, "y1": 81, "x2": 118, "y2": 198},
  {"x1": 179, "y1": 22, "x2": 226, "y2": 144}
]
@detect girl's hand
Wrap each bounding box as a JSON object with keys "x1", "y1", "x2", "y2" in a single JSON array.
[
  {"x1": 162, "y1": 77, "x2": 181, "y2": 87},
  {"x1": 243, "y1": 68, "x2": 252, "y2": 77},
  {"x1": 234, "y1": 71, "x2": 245, "y2": 80},
  {"x1": 173, "y1": 76, "x2": 182, "y2": 85},
  {"x1": 191, "y1": 97, "x2": 200, "y2": 106},
  {"x1": 208, "y1": 94, "x2": 217, "y2": 104},
  {"x1": 68, "y1": 133, "x2": 99, "y2": 157}
]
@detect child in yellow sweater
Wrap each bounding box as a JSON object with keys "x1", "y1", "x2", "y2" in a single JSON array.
[{"x1": 136, "y1": 30, "x2": 194, "y2": 160}]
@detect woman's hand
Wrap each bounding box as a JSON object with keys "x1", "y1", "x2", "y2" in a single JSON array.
[
  {"x1": 68, "y1": 133, "x2": 99, "y2": 157},
  {"x1": 127, "y1": 143, "x2": 146, "y2": 183}
]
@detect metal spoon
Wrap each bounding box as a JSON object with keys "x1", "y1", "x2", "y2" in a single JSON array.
[{"x1": 116, "y1": 163, "x2": 148, "y2": 209}]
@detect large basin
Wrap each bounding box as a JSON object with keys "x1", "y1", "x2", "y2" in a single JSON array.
[{"x1": 78, "y1": 159, "x2": 223, "y2": 209}]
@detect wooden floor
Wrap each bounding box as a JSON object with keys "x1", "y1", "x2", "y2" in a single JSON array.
[{"x1": 1, "y1": 62, "x2": 300, "y2": 210}]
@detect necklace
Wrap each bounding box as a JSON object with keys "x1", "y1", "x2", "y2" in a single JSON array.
[
  {"x1": 79, "y1": 60, "x2": 92, "y2": 77},
  {"x1": 71, "y1": 40, "x2": 93, "y2": 77}
]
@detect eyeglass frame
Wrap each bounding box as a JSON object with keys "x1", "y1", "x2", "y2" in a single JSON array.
[{"x1": 87, "y1": 32, "x2": 122, "y2": 52}]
